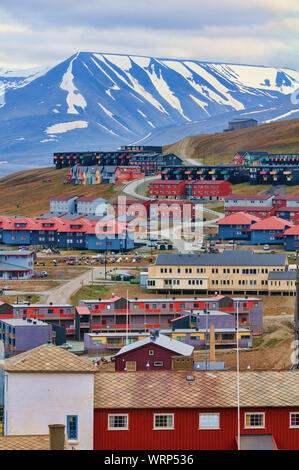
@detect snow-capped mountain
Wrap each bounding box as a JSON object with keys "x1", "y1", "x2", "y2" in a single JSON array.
[{"x1": 0, "y1": 52, "x2": 298, "y2": 167}]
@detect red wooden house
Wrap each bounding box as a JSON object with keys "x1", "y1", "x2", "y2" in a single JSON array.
[
  {"x1": 94, "y1": 370, "x2": 299, "y2": 450},
  {"x1": 114, "y1": 331, "x2": 194, "y2": 371}
]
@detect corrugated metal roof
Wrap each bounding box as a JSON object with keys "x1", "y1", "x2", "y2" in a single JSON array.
[{"x1": 115, "y1": 333, "x2": 194, "y2": 357}]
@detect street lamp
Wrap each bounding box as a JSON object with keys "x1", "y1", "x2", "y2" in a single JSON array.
[
  {"x1": 236, "y1": 300, "x2": 240, "y2": 451},
  {"x1": 205, "y1": 310, "x2": 210, "y2": 370}
]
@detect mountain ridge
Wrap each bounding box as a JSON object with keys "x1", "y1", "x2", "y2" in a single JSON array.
[{"x1": 0, "y1": 51, "x2": 298, "y2": 169}]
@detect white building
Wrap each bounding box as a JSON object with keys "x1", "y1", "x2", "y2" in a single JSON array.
[
  {"x1": 50, "y1": 196, "x2": 78, "y2": 214},
  {"x1": 2, "y1": 344, "x2": 97, "y2": 450},
  {"x1": 76, "y1": 196, "x2": 108, "y2": 216},
  {"x1": 224, "y1": 194, "x2": 274, "y2": 208}
]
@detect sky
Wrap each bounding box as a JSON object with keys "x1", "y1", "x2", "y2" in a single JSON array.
[{"x1": 0, "y1": 0, "x2": 298, "y2": 71}]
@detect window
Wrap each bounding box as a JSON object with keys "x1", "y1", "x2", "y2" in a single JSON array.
[
  {"x1": 125, "y1": 361, "x2": 136, "y2": 371},
  {"x1": 199, "y1": 413, "x2": 220, "y2": 429},
  {"x1": 149, "y1": 350, "x2": 154, "y2": 356},
  {"x1": 154, "y1": 414, "x2": 174, "y2": 430},
  {"x1": 154, "y1": 361, "x2": 164, "y2": 367},
  {"x1": 245, "y1": 413, "x2": 265, "y2": 428},
  {"x1": 67, "y1": 415, "x2": 78, "y2": 440},
  {"x1": 290, "y1": 413, "x2": 299, "y2": 428},
  {"x1": 108, "y1": 414, "x2": 129, "y2": 430}
]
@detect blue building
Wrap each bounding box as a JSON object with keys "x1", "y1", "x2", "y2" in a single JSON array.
[
  {"x1": 217, "y1": 212, "x2": 261, "y2": 240},
  {"x1": 250, "y1": 216, "x2": 293, "y2": 245},
  {"x1": 283, "y1": 226, "x2": 299, "y2": 251},
  {"x1": 0, "y1": 250, "x2": 35, "y2": 280}
]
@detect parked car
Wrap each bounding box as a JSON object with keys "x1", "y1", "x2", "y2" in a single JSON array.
[{"x1": 263, "y1": 244, "x2": 270, "y2": 251}]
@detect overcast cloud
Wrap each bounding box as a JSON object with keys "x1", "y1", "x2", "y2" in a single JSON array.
[{"x1": 0, "y1": 0, "x2": 298, "y2": 70}]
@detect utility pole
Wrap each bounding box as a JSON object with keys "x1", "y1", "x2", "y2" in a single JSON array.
[
  {"x1": 294, "y1": 251, "x2": 299, "y2": 368},
  {"x1": 236, "y1": 300, "x2": 240, "y2": 450}
]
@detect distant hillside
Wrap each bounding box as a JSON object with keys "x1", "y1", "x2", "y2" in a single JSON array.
[
  {"x1": 0, "y1": 167, "x2": 114, "y2": 216},
  {"x1": 164, "y1": 118, "x2": 299, "y2": 164}
]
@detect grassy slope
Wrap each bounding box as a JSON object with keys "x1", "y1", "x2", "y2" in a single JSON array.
[
  {"x1": 164, "y1": 118, "x2": 299, "y2": 165},
  {"x1": 0, "y1": 167, "x2": 115, "y2": 216}
]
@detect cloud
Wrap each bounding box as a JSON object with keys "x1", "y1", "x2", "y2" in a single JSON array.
[{"x1": 0, "y1": 0, "x2": 297, "y2": 70}]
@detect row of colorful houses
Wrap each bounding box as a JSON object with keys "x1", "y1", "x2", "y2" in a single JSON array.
[
  {"x1": 65, "y1": 164, "x2": 145, "y2": 185},
  {"x1": 0, "y1": 216, "x2": 135, "y2": 251},
  {"x1": 1, "y1": 344, "x2": 299, "y2": 450},
  {"x1": 216, "y1": 212, "x2": 299, "y2": 250},
  {"x1": 0, "y1": 294, "x2": 263, "y2": 350}
]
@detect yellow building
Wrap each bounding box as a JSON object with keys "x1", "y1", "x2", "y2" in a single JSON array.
[{"x1": 147, "y1": 250, "x2": 292, "y2": 296}]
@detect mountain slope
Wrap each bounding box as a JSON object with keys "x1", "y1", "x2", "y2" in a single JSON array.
[
  {"x1": 0, "y1": 52, "x2": 298, "y2": 167},
  {"x1": 164, "y1": 117, "x2": 299, "y2": 164}
]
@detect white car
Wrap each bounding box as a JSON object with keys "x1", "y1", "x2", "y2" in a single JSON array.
[{"x1": 263, "y1": 244, "x2": 270, "y2": 250}]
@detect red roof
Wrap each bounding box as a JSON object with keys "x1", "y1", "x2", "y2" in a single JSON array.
[
  {"x1": 76, "y1": 306, "x2": 91, "y2": 316},
  {"x1": 251, "y1": 216, "x2": 294, "y2": 231},
  {"x1": 217, "y1": 212, "x2": 261, "y2": 226},
  {"x1": 150, "y1": 180, "x2": 185, "y2": 185},
  {"x1": 284, "y1": 225, "x2": 299, "y2": 236},
  {"x1": 50, "y1": 195, "x2": 78, "y2": 201},
  {"x1": 273, "y1": 195, "x2": 299, "y2": 201},
  {"x1": 275, "y1": 207, "x2": 299, "y2": 213},
  {"x1": 76, "y1": 196, "x2": 99, "y2": 202},
  {"x1": 225, "y1": 194, "x2": 272, "y2": 200}
]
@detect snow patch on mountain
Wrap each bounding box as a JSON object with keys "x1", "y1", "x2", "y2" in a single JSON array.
[
  {"x1": 60, "y1": 55, "x2": 87, "y2": 114},
  {"x1": 45, "y1": 121, "x2": 88, "y2": 134}
]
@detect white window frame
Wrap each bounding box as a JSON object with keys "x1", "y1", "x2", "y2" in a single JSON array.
[
  {"x1": 154, "y1": 361, "x2": 164, "y2": 367},
  {"x1": 153, "y1": 413, "x2": 174, "y2": 430},
  {"x1": 108, "y1": 414, "x2": 129, "y2": 431},
  {"x1": 289, "y1": 412, "x2": 299, "y2": 429},
  {"x1": 244, "y1": 412, "x2": 265, "y2": 429},
  {"x1": 199, "y1": 413, "x2": 220, "y2": 430}
]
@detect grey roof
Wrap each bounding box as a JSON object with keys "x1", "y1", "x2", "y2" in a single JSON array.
[
  {"x1": 12, "y1": 303, "x2": 73, "y2": 308},
  {"x1": 0, "y1": 250, "x2": 33, "y2": 256},
  {"x1": 155, "y1": 251, "x2": 287, "y2": 267},
  {"x1": 0, "y1": 318, "x2": 47, "y2": 326},
  {"x1": 181, "y1": 310, "x2": 232, "y2": 317},
  {"x1": 0, "y1": 262, "x2": 29, "y2": 272},
  {"x1": 268, "y1": 271, "x2": 296, "y2": 280},
  {"x1": 240, "y1": 435, "x2": 276, "y2": 450},
  {"x1": 115, "y1": 333, "x2": 194, "y2": 357}
]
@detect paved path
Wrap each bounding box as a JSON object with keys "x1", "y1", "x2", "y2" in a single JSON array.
[
  {"x1": 46, "y1": 267, "x2": 108, "y2": 304},
  {"x1": 122, "y1": 175, "x2": 159, "y2": 201}
]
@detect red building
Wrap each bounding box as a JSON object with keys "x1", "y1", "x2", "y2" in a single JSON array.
[
  {"x1": 149, "y1": 180, "x2": 187, "y2": 199},
  {"x1": 114, "y1": 332, "x2": 193, "y2": 371},
  {"x1": 114, "y1": 166, "x2": 145, "y2": 184},
  {"x1": 113, "y1": 199, "x2": 151, "y2": 218},
  {"x1": 94, "y1": 370, "x2": 299, "y2": 450},
  {"x1": 189, "y1": 180, "x2": 232, "y2": 199}
]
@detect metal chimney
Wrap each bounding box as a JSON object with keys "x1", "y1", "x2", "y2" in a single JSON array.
[{"x1": 48, "y1": 424, "x2": 65, "y2": 450}]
